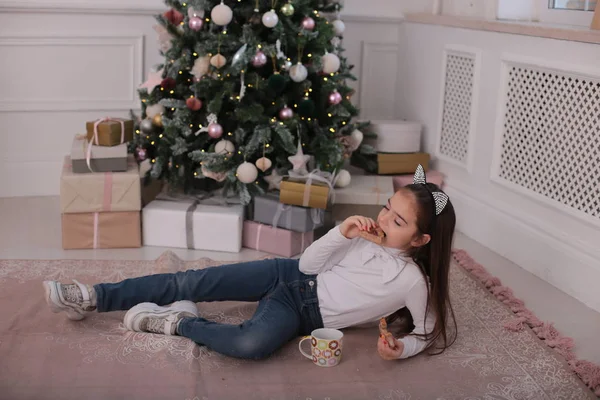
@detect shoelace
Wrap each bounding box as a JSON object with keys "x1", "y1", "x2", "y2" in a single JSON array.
[{"x1": 145, "y1": 318, "x2": 166, "y2": 334}]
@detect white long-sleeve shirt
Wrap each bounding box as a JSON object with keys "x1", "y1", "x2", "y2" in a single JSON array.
[{"x1": 299, "y1": 226, "x2": 436, "y2": 359}]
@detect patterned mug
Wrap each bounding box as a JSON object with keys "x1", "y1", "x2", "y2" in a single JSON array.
[{"x1": 298, "y1": 328, "x2": 343, "y2": 367}]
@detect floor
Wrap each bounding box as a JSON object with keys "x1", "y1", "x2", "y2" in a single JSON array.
[{"x1": 1, "y1": 196, "x2": 599, "y2": 365}]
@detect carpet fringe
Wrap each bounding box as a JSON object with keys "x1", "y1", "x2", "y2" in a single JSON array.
[{"x1": 452, "y1": 249, "x2": 600, "y2": 396}]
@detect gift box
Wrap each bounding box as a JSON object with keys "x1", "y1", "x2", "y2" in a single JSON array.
[
  {"x1": 333, "y1": 175, "x2": 394, "y2": 221},
  {"x1": 243, "y1": 221, "x2": 314, "y2": 257},
  {"x1": 60, "y1": 155, "x2": 141, "y2": 214},
  {"x1": 142, "y1": 200, "x2": 244, "y2": 253},
  {"x1": 279, "y1": 179, "x2": 330, "y2": 210},
  {"x1": 86, "y1": 118, "x2": 134, "y2": 146},
  {"x1": 367, "y1": 120, "x2": 422, "y2": 153},
  {"x1": 62, "y1": 211, "x2": 141, "y2": 249},
  {"x1": 393, "y1": 170, "x2": 445, "y2": 192},
  {"x1": 70, "y1": 135, "x2": 128, "y2": 173},
  {"x1": 253, "y1": 194, "x2": 324, "y2": 233},
  {"x1": 377, "y1": 152, "x2": 430, "y2": 175}
]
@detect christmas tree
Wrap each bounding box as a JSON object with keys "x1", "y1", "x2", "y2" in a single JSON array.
[{"x1": 133, "y1": 0, "x2": 373, "y2": 204}]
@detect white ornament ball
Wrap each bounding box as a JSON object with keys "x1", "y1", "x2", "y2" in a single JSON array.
[
  {"x1": 255, "y1": 157, "x2": 272, "y2": 172},
  {"x1": 332, "y1": 19, "x2": 346, "y2": 36},
  {"x1": 322, "y1": 52, "x2": 341, "y2": 74},
  {"x1": 211, "y1": 2, "x2": 233, "y2": 26},
  {"x1": 214, "y1": 140, "x2": 235, "y2": 154},
  {"x1": 289, "y1": 63, "x2": 308, "y2": 83},
  {"x1": 350, "y1": 129, "x2": 364, "y2": 150},
  {"x1": 145, "y1": 103, "x2": 165, "y2": 118},
  {"x1": 334, "y1": 169, "x2": 352, "y2": 188},
  {"x1": 236, "y1": 162, "x2": 259, "y2": 184},
  {"x1": 262, "y1": 9, "x2": 279, "y2": 28}
]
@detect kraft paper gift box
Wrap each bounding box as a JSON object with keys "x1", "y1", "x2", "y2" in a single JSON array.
[
  {"x1": 142, "y1": 200, "x2": 244, "y2": 253},
  {"x1": 393, "y1": 170, "x2": 444, "y2": 191},
  {"x1": 333, "y1": 175, "x2": 394, "y2": 221},
  {"x1": 61, "y1": 211, "x2": 141, "y2": 249},
  {"x1": 86, "y1": 117, "x2": 134, "y2": 147},
  {"x1": 242, "y1": 221, "x2": 314, "y2": 257},
  {"x1": 60, "y1": 156, "x2": 141, "y2": 214},
  {"x1": 279, "y1": 179, "x2": 330, "y2": 210},
  {"x1": 253, "y1": 194, "x2": 324, "y2": 233},
  {"x1": 376, "y1": 153, "x2": 430, "y2": 175},
  {"x1": 70, "y1": 135, "x2": 128, "y2": 173}
]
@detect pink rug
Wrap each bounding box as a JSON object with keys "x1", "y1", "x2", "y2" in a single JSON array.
[{"x1": 0, "y1": 250, "x2": 597, "y2": 399}]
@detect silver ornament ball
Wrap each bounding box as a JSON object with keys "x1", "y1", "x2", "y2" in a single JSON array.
[{"x1": 140, "y1": 119, "x2": 154, "y2": 134}]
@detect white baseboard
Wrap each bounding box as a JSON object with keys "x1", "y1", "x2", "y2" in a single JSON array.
[{"x1": 446, "y1": 180, "x2": 600, "y2": 314}]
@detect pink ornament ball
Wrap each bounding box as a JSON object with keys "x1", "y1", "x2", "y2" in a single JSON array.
[
  {"x1": 189, "y1": 16, "x2": 204, "y2": 31},
  {"x1": 252, "y1": 51, "x2": 268, "y2": 67},
  {"x1": 208, "y1": 122, "x2": 223, "y2": 139},
  {"x1": 135, "y1": 147, "x2": 147, "y2": 161},
  {"x1": 328, "y1": 91, "x2": 343, "y2": 105},
  {"x1": 279, "y1": 106, "x2": 293, "y2": 120},
  {"x1": 301, "y1": 17, "x2": 315, "y2": 31}
]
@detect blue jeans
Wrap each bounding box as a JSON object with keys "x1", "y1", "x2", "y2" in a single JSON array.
[{"x1": 94, "y1": 258, "x2": 324, "y2": 360}]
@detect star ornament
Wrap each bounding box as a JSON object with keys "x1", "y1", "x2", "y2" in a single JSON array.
[
  {"x1": 139, "y1": 69, "x2": 164, "y2": 94},
  {"x1": 288, "y1": 140, "x2": 310, "y2": 175},
  {"x1": 264, "y1": 169, "x2": 283, "y2": 191}
]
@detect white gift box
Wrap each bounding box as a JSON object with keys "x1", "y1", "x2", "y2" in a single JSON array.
[
  {"x1": 368, "y1": 120, "x2": 422, "y2": 153},
  {"x1": 142, "y1": 200, "x2": 244, "y2": 253}
]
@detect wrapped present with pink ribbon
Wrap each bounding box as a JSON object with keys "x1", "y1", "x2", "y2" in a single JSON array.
[
  {"x1": 279, "y1": 169, "x2": 336, "y2": 210},
  {"x1": 60, "y1": 155, "x2": 141, "y2": 214},
  {"x1": 85, "y1": 117, "x2": 134, "y2": 147},
  {"x1": 393, "y1": 170, "x2": 444, "y2": 192},
  {"x1": 242, "y1": 221, "x2": 314, "y2": 257},
  {"x1": 62, "y1": 211, "x2": 141, "y2": 250},
  {"x1": 70, "y1": 134, "x2": 128, "y2": 174}
]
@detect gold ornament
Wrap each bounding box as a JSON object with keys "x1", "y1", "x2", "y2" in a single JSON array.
[
  {"x1": 152, "y1": 114, "x2": 163, "y2": 127},
  {"x1": 280, "y1": 3, "x2": 294, "y2": 16}
]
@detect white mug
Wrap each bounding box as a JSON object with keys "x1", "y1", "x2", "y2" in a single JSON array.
[{"x1": 298, "y1": 328, "x2": 344, "y2": 367}]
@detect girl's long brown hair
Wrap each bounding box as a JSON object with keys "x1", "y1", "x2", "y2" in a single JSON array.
[{"x1": 386, "y1": 183, "x2": 457, "y2": 355}]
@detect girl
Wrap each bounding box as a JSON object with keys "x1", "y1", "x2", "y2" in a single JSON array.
[{"x1": 43, "y1": 165, "x2": 457, "y2": 361}]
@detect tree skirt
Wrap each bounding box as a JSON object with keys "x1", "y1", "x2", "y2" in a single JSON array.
[{"x1": 0, "y1": 250, "x2": 597, "y2": 399}]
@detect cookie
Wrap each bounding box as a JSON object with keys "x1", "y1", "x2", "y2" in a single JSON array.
[{"x1": 359, "y1": 226, "x2": 385, "y2": 245}]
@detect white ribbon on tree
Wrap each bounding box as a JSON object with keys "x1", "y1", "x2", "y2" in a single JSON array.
[{"x1": 194, "y1": 113, "x2": 218, "y2": 136}]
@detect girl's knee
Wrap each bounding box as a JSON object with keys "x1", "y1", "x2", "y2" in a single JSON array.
[{"x1": 231, "y1": 335, "x2": 277, "y2": 360}]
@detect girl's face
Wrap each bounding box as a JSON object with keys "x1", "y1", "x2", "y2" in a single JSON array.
[{"x1": 376, "y1": 190, "x2": 431, "y2": 252}]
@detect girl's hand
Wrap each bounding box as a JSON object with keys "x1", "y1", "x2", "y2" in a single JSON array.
[
  {"x1": 377, "y1": 335, "x2": 404, "y2": 360},
  {"x1": 339, "y1": 216, "x2": 377, "y2": 239}
]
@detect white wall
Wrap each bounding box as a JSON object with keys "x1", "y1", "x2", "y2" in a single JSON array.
[
  {"x1": 0, "y1": 0, "x2": 403, "y2": 197},
  {"x1": 398, "y1": 21, "x2": 600, "y2": 313}
]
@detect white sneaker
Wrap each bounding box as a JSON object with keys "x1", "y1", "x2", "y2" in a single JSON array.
[
  {"x1": 123, "y1": 301, "x2": 199, "y2": 335},
  {"x1": 43, "y1": 280, "x2": 96, "y2": 321}
]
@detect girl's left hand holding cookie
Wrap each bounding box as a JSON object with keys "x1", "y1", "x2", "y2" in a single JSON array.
[{"x1": 377, "y1": 335, "x2": 404, "y2": 360}]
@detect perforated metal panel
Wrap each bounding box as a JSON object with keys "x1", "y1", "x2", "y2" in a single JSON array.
[
  {"x1": 439, "y1": 52, "x2": 476, "y2": 166},
  {"x1": 498, "y1": 64, "x2": 600, "y2": 220}
]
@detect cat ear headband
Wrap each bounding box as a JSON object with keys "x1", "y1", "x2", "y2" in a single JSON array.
[{"x1": 413, "y1": 165, "x2": 449, "y2": 216}]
